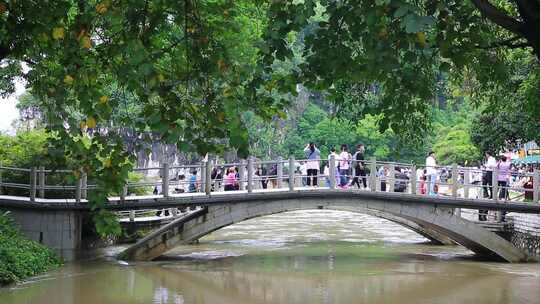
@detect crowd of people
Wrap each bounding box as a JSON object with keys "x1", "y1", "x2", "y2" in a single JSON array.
[
  {"x1": 421, "y1": 151, "x2": 538, "y2": 221},
  {"x1": 152, "y1": 144, "x2": 538, "y2": 209}
]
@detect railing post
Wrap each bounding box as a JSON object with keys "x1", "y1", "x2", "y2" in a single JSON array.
[
  {"x1": 120, "y1": 183, "x2": 128, "y2": 202},
  {"x1": 200, "y1": 162, "x2": 206, "y2": 193},
  {"x1": 247, "y1": 157, "x2": 254, "y2": 193},
  {"x1": 277, "y1": 157, "x2": 283, "y2": 189},
  {"x1": 75, "y1": 175, "x2": 82, "y2": 204},
  {"x1": 30, "y1": 167, "x2": 37, "y2": 202},
  {"x1": 388, "y1": 163, "x2": 395, "y2": 192},
  {"x1": 451, "y1": 164, "x2": 461, "y2": 217},
  {"x1": 205, "y1": 160, "x2": 212, "y2": 195},
  {"x1": 329, "y1": 155, "x2": 336, "y2": 189},
  {"x1": 463, "y1": 168, "x2": 470, "y2": 199},
  {"x1": 410, "y1": 165, "x2": 417, "y2": 195},
  {"x1": 239, "y1": 160, "x2": 246, "y2": 191},
  {"x1": 534, "y1": 169, "x2": 540, "y2": 203},
  {"x1": 0, "y1": 163, "x2": 3, "y2": 195},
  {"x1": 38, "y1": 166, "x2": 45, "y2": 198},
  {"x1": 81, "y1": 172, "x2": 88, "y2": 199},
  {"x1": 369, "y1": 157, "x2": 376, "y2": 191},
  {"x1": 492, "y1": 166, "x2": 500, "y2": 221},
  {"x1": 162, "y1": 162, "x2": 170, "y2": 197},
  {"x1": 129, "y1": 210, "x2": 135, "y2": 222},
  {"x1": 451, "y1": 163, "x2": 458, "y2": 198},
  {"x1": 289, "y1": 157, "x2": 295, "y2": 191},
  {"x1": 492, "y1": 167, "x2": 498, "y2": 202}
]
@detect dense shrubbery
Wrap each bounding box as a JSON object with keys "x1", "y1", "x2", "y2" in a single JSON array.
[{"x1": 0, "y1": 211, "x2": 60, "y2": 286}]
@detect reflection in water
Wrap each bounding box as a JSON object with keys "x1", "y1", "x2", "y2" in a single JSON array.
[{"x1": 1, "y1": 210, "x2": 540, "y2": 304}]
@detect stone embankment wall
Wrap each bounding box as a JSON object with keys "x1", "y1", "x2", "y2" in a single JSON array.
[
  {"x1": 7, "y1": 209, "x2": 83, "y2": 261},
  {"x1": 507, "y1": 213, "x2": 540, "y2": 259}
]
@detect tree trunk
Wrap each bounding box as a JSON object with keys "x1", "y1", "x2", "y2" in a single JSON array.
[
  {"x1": 515, "y1": 0, "x2": 540, "y2": 59},
  {"x1": 470, "y1": 0, "x2": 540, "y2": 59}
]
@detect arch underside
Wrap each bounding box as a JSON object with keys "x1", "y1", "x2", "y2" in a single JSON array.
[{"x1": 119, "y1": 198, "x2": 528, "y2": 263}]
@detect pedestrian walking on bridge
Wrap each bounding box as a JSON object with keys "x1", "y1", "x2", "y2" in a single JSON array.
[
  {"x1": 425, "y1": 151, "x2": 437, "y2": 196},
  {"x1": 338, "y1": 144, "x2": 352, "y2": 187},
  {"x1": 304, "y1": 143, "x2": 321, "y2": 186},
  {"x1": 351, "y1": 144, "x2": 367, "y2": 189}
]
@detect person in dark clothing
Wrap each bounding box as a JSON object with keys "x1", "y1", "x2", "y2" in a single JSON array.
[
  {"x1": 480, "y1": 152, "x2": 496, "y2": 221},
  {"x1": 256, "y1": 165, "x2": 268, "y2": 189},
  {"x1": 351, "y1": 144, "x2": 367, "y2": 189},
  {"x1": 210, "y1": 167, "x2": 222, "y2": 191},
  {"x1": 269, "y1": 164, "x2": 278, "y2": 188},
  {"x1": 394, "y1": 167, "x2": 409, "y2": 192},
  {"x1": 482, "y1": 152, "x2": 497, "y2": 199}
]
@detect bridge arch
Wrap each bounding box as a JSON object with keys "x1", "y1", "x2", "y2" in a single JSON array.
[{"x1": 119, "y1": 196, "x2": 528, "y2": 262}]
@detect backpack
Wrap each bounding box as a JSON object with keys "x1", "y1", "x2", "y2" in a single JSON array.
[{"x1": 353, "y1": 152, "x2": 364, "y2": 169}]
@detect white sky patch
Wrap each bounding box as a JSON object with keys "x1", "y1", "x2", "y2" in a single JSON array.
[
  {"x1": 0, "y1": 63, "x2": 29, "y2": 133},
  {"x1": 0, "y1": 80, "x2": 25, "y2": 133}
]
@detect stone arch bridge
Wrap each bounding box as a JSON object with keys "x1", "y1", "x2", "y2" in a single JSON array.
[
  {"x1": 2, "y1": 156, "x2": 540, "y2": 262},
  {"x1": 117, "y1": 190, "x2": 540, "y2": 263}
]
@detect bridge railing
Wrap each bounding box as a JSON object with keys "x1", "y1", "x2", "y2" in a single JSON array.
[
  {"x1": 0, "y1": 158, "x2": 539, "y2": 209},
  {"x1": 0, "y1": 165, "x2": 87, "y2": 202}
]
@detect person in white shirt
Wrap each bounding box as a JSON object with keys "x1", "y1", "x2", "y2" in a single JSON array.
[
  {"x1": 304, "y1": 143, "x2": 321, "y2": 186},
  {"x1": 338, "y1": 144, "x2": 352, "y2": 187},
  {"x1": 328, "y1": 147, "x2": 339, "y2": 162},
  {"x1": 299, "y1": 162, "x2": 307, "y2": 186},
  {"x1": 482, "y1": 152, "x2": 497, "y2": 199},
  {"x1": 425, "y1": 151, "x2": 437, "y2": 196},
  {"x1": 323, "y1": 164, "x2": 330, "y2": 187}
]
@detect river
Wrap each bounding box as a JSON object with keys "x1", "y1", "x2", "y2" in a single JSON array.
[{"x1": 2, "y1": 210, "x2": 540, "y2": 304}]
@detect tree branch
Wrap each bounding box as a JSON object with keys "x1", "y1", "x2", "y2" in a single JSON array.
[
  {"x1": 469, "y1": 0, "x2": 524, "y2": 35},
  {"x1": 514, "y1": 0, "x2": 540, "y2": 22},
  {"x1": 477, "y1": 42, "x2": 531, "y2": 50},
  {"x1": 476, "y1": 36, "x2": 531, "y2": 50}
]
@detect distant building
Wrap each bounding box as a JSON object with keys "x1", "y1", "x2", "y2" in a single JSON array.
[{"x1": 513, "y1": 141, "x2": 540, "y2": 165}]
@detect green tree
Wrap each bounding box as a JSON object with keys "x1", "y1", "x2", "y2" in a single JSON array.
[
  {"x1": 469, "y1": 50, "x2": 540, "y2": 153},
  {"x1": 261, "y1": 1, "x2": 540, "y2": 141},
  {"x1": 433, "y1": 128, "x2": 481, "y2": 165},
  {"x1": 1, "y1": 1, "x2": 282, "y2": 235}
]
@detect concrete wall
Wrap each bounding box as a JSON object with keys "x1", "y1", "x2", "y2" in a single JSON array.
[{"x1": 7, "y1": 208, "x2": 83, "y2": 261}]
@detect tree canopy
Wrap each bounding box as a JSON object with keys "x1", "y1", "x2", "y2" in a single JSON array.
[
  {"x1": 1, "y1": 0, "x2": 284, "y2": 234},
  {"x1": 261, "y1": 0, "x2": 540, "y2": 138}
]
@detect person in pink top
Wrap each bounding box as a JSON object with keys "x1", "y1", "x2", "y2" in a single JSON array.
[
  {"x1": 224, "y1": 167, "x2": 238, "y2": 191},
  {"x1": 497, "y1": 155, "x2": 511, "y2": 200}
]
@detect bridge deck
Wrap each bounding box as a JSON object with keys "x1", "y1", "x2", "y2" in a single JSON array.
[{"x1": 2, "y1": 187, "x2": 540, "y2": 214}]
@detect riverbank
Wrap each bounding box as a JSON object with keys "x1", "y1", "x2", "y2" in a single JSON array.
[{"x1": 0, "y1": 211, "x2": 61, "y2": 286}]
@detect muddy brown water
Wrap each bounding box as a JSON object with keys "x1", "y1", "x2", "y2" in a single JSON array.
[{"x1": 2, "y1": 210, "x2": 540, "y2": 304}]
